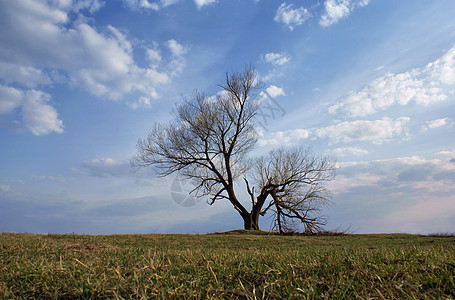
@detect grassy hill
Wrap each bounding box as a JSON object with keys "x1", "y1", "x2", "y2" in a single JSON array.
[{"x1": 1, "y1": 232, "x2": 454, "y2": 298}]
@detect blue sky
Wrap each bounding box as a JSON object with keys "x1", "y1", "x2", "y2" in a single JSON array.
[{"x1": 1, "y1": 0, "x2": 455, "y2": 234}]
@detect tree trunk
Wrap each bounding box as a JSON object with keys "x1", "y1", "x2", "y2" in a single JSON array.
[
  {"x1": 242, "y1": 188, "x2": 268, "y2": 230},
  {"x1": 242, "y1": 212, "x2": 259, "y2": 230}
]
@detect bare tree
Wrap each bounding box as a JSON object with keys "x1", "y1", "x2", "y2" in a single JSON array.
[
  {"x1": 133, "y1": 66, "x2": 261, "y2": 229},
  {"x1": 132, "y1": 66, "x2": 338, "y2": 231},
  {"x1": 250, "y1": 146, "x2": 337, "y2": 234}
]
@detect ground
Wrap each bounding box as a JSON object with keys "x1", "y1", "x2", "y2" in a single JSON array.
[{"x1": 1, "y1": 232, "x2": 454, "y2": 298}]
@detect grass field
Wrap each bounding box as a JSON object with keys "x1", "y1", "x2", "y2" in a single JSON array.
[{"x1": 0, "y1": 231, "x2": 454, "y2": 299}]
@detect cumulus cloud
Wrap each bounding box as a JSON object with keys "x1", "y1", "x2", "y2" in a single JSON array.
[
  {"x1": 0, "y1": 85, "x2": 64, "y2": 135},
  {"x1": 261, "y1": 85, "x2": 286, "y2": 98},
  {"x1": 421, "y1": 117, "x2": 449, "y2": 131},
  {"x1": 123, "y1": 0, "x2": 214, "y2": 10},
  {"x1": 32, "y1": 175, "x2": 74, "y2": 183},
  {"x1": 0, "y1": 2, "x2": 184, "y2": 97},
  {"x1": 21, "y1": 90, "x2": 64, "y2": 136},
  {"x1": 264, "y1": 117, "x2": 409, "y2": 148},
  {"x1": 258, "y1": 128, "x2": 310, "y2": 146},
  {"x1": 320, "y1": 0, "x2": 350, "y2": 27},
  {"x1": 428, "y1": 46, "x2": 455, "y2": 85},
  {"x1": 437, "y1": 150, "x2": 455, "y2": 157},
  {"x1": 329, "y1": 45, "x2": 455, "y2": 117},
  {"x1": 330, "y1": 155, "x2": 455, "y2": 195},
  {"x1": 72, "y1": 0, "x2": 105, "y2": 13},
  {"x1": 0, "y1": 85, "x2": 23, "y2": 114},
  {"x1": 253, "y1": 85, "x2": 286, "y2": 129},
  {"x1": 0, "y1": 62, "x2": 52, "y2": 88},
  {"x1": 145, "y1": 45, "x2": 162, "y2": 62},
  {"x1": 64, "y1": 23, "x2": 170, "y2": 100},
  {"x1": 167, "y1": 39, "x2": 188, "y2": 57},
  {"x1": 165, "y1": 39, "x2": 189, "y2": 77},
  {"x1": 0, "y1": 1, "x2": 189, "y2": 134},
  {"x1": 328, "y1": 147, "x2": 368, "y2": 157},
  {"x1": 316, "y1": 117, "x2": 410, "y2": 144},
  {"x1": 194, "y1": 0, "x2": 217, "y2": 9},
  {"x1": 263, "y1": 52, "x2": 290, "y2": 66},
  {"x1": 82, "y1": 158, "x2": 131, "y2": 178},
  {"x1": 122, "y1": 0, "x2": 180, "y2": 11},
  {"x1": 329, "y1": 172, "x2": 386, "y2": 195},
  {"x1": 0, "y1": 184, "x2": 11, "y2": 192},
  {"x1": 274, "y1": 2, "x2": 310, "y2": 30},
  {"x1": 320, "y1": 0, "x2": 370, "y2": 27},
  {"x1": 130, "y1": 96, "x2": 152, "y2": 110},
  {"x1": 327, "y1": 154, "x2": 455, "y2": 234}
]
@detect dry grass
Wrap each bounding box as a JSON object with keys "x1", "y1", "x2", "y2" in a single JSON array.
[{"x1": 1, "y1": 232, "x2": 454, "y2": 299}]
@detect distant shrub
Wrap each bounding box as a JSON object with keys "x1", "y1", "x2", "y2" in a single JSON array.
[
  {"x1": 277, "y1": 227, "x2": 350, "y2": 236},
  {"x1": 427, "y1": 232, "x2": 455, "y2": 237}
]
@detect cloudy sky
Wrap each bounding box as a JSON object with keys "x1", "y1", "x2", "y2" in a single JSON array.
[{"x1": 1, "y1": 0, "x2": 454, "y2": 234}]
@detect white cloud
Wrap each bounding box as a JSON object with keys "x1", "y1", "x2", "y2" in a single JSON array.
[
  {"x1": 357, "y1": 0, "x2": 370, "y2": 7},
  {"x1": 122, "y1": 0, "x2": 214, "y2": 10},
  {"x1": 319, "y1": 0, "x2": 370, "y2": 27},
  {"x1": 422, "y1": 117, "x2": 449, "y2": 131},
  {"x1": 82, "y1": 158, "x2": 131, "y2": 178},
  {"x1": 0, "y1": 184, "x2": 11, "y2": 192},
  {"x1": 130, "y1": 96, "x2": 152, "y2": 110},
  {"x1": 254, "y1": 85, "x2": 286, "y2": 128},
  {"x1": 330, "y1": 154, "x2": 455, "y2": 194},
  {"x1": 32, "y1": 175, "x2": 74, "y2": 183},
  {"x1": 248, "y1": 84, "x2": 287, "y2": 132},
  {"x1": 0, "y1": 85, "x2": 64, "y2": 135},
  {"x1": 126, "y1": 0, "x2": 182, "y2": 10},
  {"x1": 0, "y1": 85, "x2": 23, "y2": 114},
  {"x1": 427, "y1": 46, "x2": 455, "y2": 85},
  {"x1": 21, "y1": 90, "x2": 64, "y2": 136},
  {"x1": 162, "y1": 0, "x2": 180, "y2": 6},
  {"x1": 122, "y1": 0, "x2": 160, "y2": 10},
  {"x1": 316, "y1": 117, "x2": 410, "y2": 144},
  {"x1": 72, "y1": 0, "x2": 104, "y2": 13},
  {"x1": 328, "y1": 153, "x2": 455, "y2": 234},
  {"x1": 320, "y1": 0, "x2": 350, "y2": 27},
  {"x1": 125, "y1": 0, "x2": 211, "y2": 10},
  {"x1": 167, "y1": 39, "x2": 188, "y2": 57},
  {"x1": 0, "y1": 61, "x2": 52, "y2": 88},
  {"x1": 0, "y1": 1, "x2": 189, "y2": 133},
  {"x1": 329, "y1": 45, "x2": 455, "y2": 117},
  {"x1": 274, "y1": 2, "x2": 310, "y2": 30},
  {"x1": 261, "y1": 85, "x2": 285, "y2": 98},
  {"x1": 165, "y1": 39, "x2": 189, "y2": 77},
  {"x1": 194, "y1": 0, "x2": 217, "y2": 9},
  {"x1": 146, "y1": 46, "x2": 162, "y2": 62},
  {"x1": 263, "y1": 52, "x2": 290, "y2": 66},
  {"x1": 86, "y1": 157, "x2": 119, "y2": 166},
  {"x1": 0, "y1": 1, "x2": 184, "y2": 100},
  {"x1": 437, "y1": 150, "x2": 455, "y2": 157},
  {"x1": 328, "y1": 147, "x2": 368, "y2": 157},
  {"x1": 258, "y1": 128, "x2": 310, "y2": 146},
  {"x1": 329, "y1": 172, "x2": 386, "y2": 194}
]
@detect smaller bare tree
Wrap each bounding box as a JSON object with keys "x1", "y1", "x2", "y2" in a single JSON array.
[{"x1": 251, "y1": 146, "x2": 337, "y2": 234}]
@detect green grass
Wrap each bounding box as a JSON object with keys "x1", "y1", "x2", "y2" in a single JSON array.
[{"x1": 1, "y1": 232, "x2": 454, "y2": 299}]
